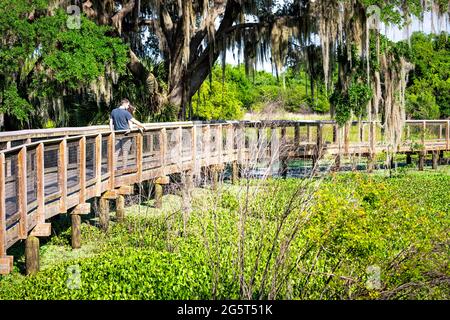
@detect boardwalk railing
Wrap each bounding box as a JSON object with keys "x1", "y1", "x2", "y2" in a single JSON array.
[{"x1": 0, "y1": 119, "x2": 449, "y2": 274}]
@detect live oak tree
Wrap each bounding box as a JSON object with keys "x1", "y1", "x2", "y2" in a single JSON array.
[
  {"x1": 0, "y1": 0, "x2": 128, "y2": 129},
  {"x1": 69, "y1": 0, "x2": 450, "y2": 140}
]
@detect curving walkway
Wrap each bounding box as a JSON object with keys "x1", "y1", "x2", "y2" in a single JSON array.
[{"x1": 0, "y1": 119, "x2": 449, "y2": 274}]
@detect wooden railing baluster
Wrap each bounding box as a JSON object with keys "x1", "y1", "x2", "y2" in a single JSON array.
[
  {"x1": 160, "y1": 128, "x2": 167, "y2": 168},
  {"x1": 0, "y1": 153, "x2": 6, "y2": 256},
  {"x1": 18, "y1": 146, "x2": 27, "y2": 239},
  {"x1": 294, "y1": 124, "x2": 300, "y2": 151},
  {"x1": 36, "y1": 143, "x2": 45, "y2": 224},
  {"x1": 79, "y1": 137, "x2": 86, "y2": 203},
  {"x1": 108, "y1": 133, "x2": 115, "y2": 190},
  {"x1": 270, "y1": 125, "x2": 278, "y2": 176},
  {"x1": 58, "y1": 139, "x2": 67, "y2": 213},
  {"x1": 136, "y1": 132, "x2": 143, "y2": 182},
  {"x1": 422, "y1": 121, "x2": 426, "y2": 146},
  {"x1": 307, "y1": 125, "x2": 312, "y2": 143},
  {"x1": 177, "y1": 126, "x2": 183, "y2": 167},
  {"x1": 227, "y1": 124, "x2": 233, "y2": 158},
  {"x1": 446, "y1": 120, "x2": 450, "y2": 150},
  {"x1": 217, "y1": 124, "x2": 223, "y2": 165},
  {"x1": 191, "y1": 125, "x2": 197, "y2": 171},
  {"x1": 95, "y1": 134, "x2": 102, "y2": 196}
]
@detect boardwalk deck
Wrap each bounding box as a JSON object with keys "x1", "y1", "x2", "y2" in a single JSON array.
[{"x1": 0, "y1": 119, "x2": 449, "y2": 274}]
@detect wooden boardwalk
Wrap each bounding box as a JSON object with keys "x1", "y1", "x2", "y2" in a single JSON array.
[{"x1": 0, "y1": 119, "x2": 449, "y2": 274}]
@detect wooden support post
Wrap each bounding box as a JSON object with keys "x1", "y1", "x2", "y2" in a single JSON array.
[
  {"x1": 0, "y1": 256, "x2": 13, "y2": 275},
  {"x1": 439, "y1": 150, "x2": 445, "y2": 165},
  {"x1": 352, "y1": 155, "x2": 358, "y2": 172},
  {"x1": 334, "y1": 155, "x2": 341, "y2": 172},
  {"x1": 406, "y1": 153, "x2": 412, "y2": 165},
  {"x1": 154, "y1": 183, "x2": 163, "y2": 209},
  {"x1": 154, "y1": 176, "x2": 169, "y2": 209},
  {"x1": 418, "y1": 152, "x2": 425, "y2": 171},
  {"x1": 390, "y1": 154, "x2": 395, "y2": 170},
  {"x1": 25, "y1": 236, "x2": 39, "y2": 275},
  {"x1": 211, "y1": 165, "x2": 219, "y2": 191},
  {"x1": 99, "y1": 197, "x2": 109, "y2": 232},
  {"x1": 432, "y1": 151, "x2": 438, "y2": 170},
  {"x1": 307, "y1": 125, "x2": 312, "y2": 143},
  {"x1": 181, "y1": 170, "x2": 193, "y2": 232},
  {"x1": 59, "y1": 139, "x2": 67, "y2": 213},
  {"x1": 184, "y1": 170, "x2": 194, "y2": 198},
  {"x1": 71, "y1": 214, "x2": 81, "y2": 249},
  {"x1": 18, "y1": 146, "x2": 28, "y2": 239},
  {"x1": 116, "y1": 195, "x2": 125, "y2": 223},
  {"x1": 332, "y1": 124, "x2": 338, "y2": 144},
  {"x1": 367, "y1": 154, "x2": 375, "y2": 173},
  {"x1": 359, "y1": 122, "x2": 364, "y2": 143},
  {"x1": 232, "y1": 160, "x2": 239, "y2": 184}
]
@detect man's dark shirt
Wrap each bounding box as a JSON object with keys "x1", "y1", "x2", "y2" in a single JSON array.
[{"x1": 111, "y1": 108, "x2": 132, "y2": 131}]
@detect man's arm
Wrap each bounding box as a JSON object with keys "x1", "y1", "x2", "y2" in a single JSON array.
[{"x1": 130, "y1": 118, "x2": 145, "y2": 129}]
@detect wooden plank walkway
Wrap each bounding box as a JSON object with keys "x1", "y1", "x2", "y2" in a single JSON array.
[{"x1": 0, "y1": 119, "x2": 449, "y2": 274}]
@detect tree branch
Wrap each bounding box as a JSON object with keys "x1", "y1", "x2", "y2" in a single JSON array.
[
  {"x1": 187, "y1": 0, "x2": 242, "y2": 97},
  {"x1": 112, "y1": 0, "x2": 136, "y2": 34}
]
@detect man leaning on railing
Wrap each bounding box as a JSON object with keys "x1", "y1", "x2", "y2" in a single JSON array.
[
  {"x1": 110, "y1": 98, "x2": 145, "y2": 167},
  {"x1": 109, "y1": 98, "x2": 145, "y2": 134}
]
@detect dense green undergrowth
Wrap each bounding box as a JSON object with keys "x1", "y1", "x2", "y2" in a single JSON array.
[{"x1": 0, "y1": 171, "x2": 448, "y2": 300}]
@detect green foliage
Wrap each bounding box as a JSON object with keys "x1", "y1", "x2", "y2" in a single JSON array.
[
  {"x1": 38, "y1": 13, "x2": 128, "y2": 90},
  {"x1": 193, "y1": 65, "x2": 326, "y2": 119},
  {"x1": 330, "y1": 43, "x2": 374, "y2": 125},
  {"x1": 43, "y1": 119, "x2": 56, "y2": 129},
  {"x1": 1, "y1": 172, "x2": 448, "y2": 300},
  {"x1": 193, "y1": 76, "x2": 244, "y2": 120},
  {"x1": 348, "y1": 82, "x2": 373, "y2": 118},
  {"x1": 405, "y1": 32, "x2": 450, "y2": 119},
  {"x1": 0, "y1": 86, "x2": 33, "y2": 123},
  {"x1": 406, "y1": 84, "x2": 440, "y2": 119},
  {"x1": 330, "y1": 90, "x2": 351, "y2": 126},
  {"x1": 0, "y1": 1, "x2": 128, "y2": 127}
]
